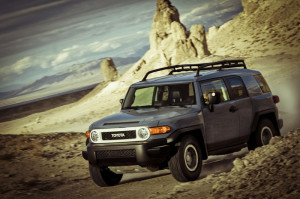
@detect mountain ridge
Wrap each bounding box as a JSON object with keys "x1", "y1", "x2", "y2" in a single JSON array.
[{"x1": 0, "y1": 56, "x2": 140, "y2": 101}]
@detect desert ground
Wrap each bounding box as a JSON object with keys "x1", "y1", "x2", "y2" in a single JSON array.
[
  {"x1": 0, "y1": 130, "x2": 299, "y2": 199},
  {"x1": 0, "y1": 85, "x2": 97, "y2": 123}
]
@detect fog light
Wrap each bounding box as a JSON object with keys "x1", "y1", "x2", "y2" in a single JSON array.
[
  {"x1": 138, "y1": 128, "x2": 149, "y2": 139},
  {"x1": 90, "y1": 131, "x2": 100, "y2": 142}
]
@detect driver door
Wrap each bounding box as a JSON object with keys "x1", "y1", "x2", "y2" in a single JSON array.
[{"x1": 200, "y1": 78, "x2": 239, "y2": 151}]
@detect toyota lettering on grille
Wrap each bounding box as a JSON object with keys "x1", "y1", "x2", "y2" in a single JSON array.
[{"x1": 111, "y1": 133, "x2": 125, "y2": 138}]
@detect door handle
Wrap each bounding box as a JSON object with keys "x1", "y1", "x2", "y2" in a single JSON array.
[{"x1": 229, "y1": 106, "x2": 239, "y2": 112}]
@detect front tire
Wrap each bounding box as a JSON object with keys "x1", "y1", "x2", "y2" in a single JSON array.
[
  {"x1": 168, "y1": 135, "x2": 202, "y2": 182},
  {"x1": 248, "y1": 118, "x2": 278, "y2": 150},
  {"x1": 89, "y1": 164, "x2": 123, "y2": 186}
]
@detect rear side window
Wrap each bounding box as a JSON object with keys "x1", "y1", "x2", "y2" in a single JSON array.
[
  {"x1": 254, "y1": 74, "x2": 271, "y2": 93},
  {"x1": 200, "y1": 79, "x2": 230, "y2": 104},
  {"x1": 226, "y1": 77, "x2": 248, "y2": 99}
]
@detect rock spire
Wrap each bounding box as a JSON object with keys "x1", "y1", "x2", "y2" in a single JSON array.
[
  {"x1": 149, "y1": 0, "x2": 210, "y2": 64},
  {"x1": 100, "y1": 58, "x2": 118, "y2": 81}
]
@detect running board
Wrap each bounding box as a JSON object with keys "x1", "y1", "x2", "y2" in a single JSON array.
[{"x1": 208, "y1": 143, "x2": 247, "y2": 156}]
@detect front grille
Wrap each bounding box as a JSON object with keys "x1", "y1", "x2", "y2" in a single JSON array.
[
  {"x1": 102, "y1": 130, "x2": 136, "y2": 140},
  {"x1": 96, "y1": 149, "x2": 136, "y2": 159}
]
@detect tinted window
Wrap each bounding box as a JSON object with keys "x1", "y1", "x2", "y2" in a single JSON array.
[
  {"x1": 226, "y1": 77, "x2": 248, "y2": 99},
  {"x1": 200, "y1": 79, "x2": 230, "y2": 104},
  {"x1": 254, "y1": 74, "x2": 271, "y2": 93}
]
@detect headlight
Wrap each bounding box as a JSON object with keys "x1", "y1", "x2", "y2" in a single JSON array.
[
  {"x1": 137, "y1": 127, "x2": 150, "y2": 139},
  {"x1": 90, "y1": 131, "x2": 100, "y2": 142}
]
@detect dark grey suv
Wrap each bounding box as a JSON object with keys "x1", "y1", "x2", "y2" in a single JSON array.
[{"x1": 82, "y1": 60, "x2": 283, "y2": 186}]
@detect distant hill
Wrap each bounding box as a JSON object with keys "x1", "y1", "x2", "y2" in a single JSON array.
[{"x1": 0, "y1": 56, "x2": 140, "y2": 101}]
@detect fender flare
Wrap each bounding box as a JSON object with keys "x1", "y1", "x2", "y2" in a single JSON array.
[
  {"x1": 251, "y1": 108, "x2": 280, "y2": 133},
  {"x1": 167, "y1": 125, "x2": 208, "y2": 160}
]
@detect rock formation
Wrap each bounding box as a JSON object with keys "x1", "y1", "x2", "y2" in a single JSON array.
[
  {"x1": 149, "y1": 0, "x2": 210, "y2": 65},
  {"x1": 206, "y1": 26, "x2": 219, "y2": 43},
  {"x1": 100, "y1": 57, "x2": 118, "y2": 81},
  {"x1": 189, "y1": 25, "x2": 210, "y2": 56},
  {"x1": 241, "y1": 0, "x2": 260, "y2": 15}
]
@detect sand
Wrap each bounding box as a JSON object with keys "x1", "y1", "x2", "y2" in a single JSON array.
[{"x1": 0, "y1": 130, "x2": 298, "y2": 199}]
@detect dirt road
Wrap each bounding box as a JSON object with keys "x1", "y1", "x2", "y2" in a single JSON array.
[{"x1": 0, "y1": 133, "x2": 247, "y2": 199}]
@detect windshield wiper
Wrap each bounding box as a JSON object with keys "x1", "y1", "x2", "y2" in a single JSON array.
[
  {"x1": 152, "y1": 105, "x2": 161, "y2": 109},
  {"x1": 127, "y1": 105, "x2": 161, "y2": 109},
  {"x1": 164, "y1": 104, "x2": 187, "y2": 108},
  {"x1": 123, "y1": 107, "x2": 139, "y2": 110}
]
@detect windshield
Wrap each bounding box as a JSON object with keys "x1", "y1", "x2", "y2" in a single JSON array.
[{"x1": 123, "y1": 83, "x2": 196, "y2": 109}]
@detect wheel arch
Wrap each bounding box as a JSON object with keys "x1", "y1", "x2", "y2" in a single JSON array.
[
  {"x1": 167, "y1": 126, "x2": 208, "y2": 160},
  {"x1": 251, "y1": 110, "x2": 281, "y2": 136}
]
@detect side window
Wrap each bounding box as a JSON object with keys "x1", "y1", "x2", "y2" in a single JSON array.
[
  {"x1": 254, "y1": 74, "x2": 271, "y2": 93},
  {"x1": 153, "y1": 83, "x2": 196, "y2": 106},
  {"x1": 226, "y1": 77, "x2": 248, "y2": 99},
  {"x1": 200, "y1": 79, "x2": 230, "y2": 104}
]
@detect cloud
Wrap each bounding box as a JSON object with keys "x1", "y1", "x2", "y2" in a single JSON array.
[
  {"x1": 0, "y1": 0, "x2": 154, "y2": 81},
  {"x1": 51, "y1": 51, "x2": 70, "y2": 66},
  {"x1": 180, "y1": 0, "x2": 242, "y2": 28},
  {"x1": 51, "y1": 45, "x2": 81, "y2": 66},
  {"x1": 0, "y1": 56, "x2": 33, "y2": 76},
  {"x1": 0, "y1": 0, "x2": 156, "y2": 92},
  {"x1": 88, "y1": 41, "x2": 122, "y2": 53},
  {"x1": 1, "y1": 37, "x2": 124, "y2": 75},
  {"x1": 0, "y1": 0, "x2": 71, "y2": 22}
]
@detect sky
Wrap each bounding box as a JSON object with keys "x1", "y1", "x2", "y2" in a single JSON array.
[{"x1": 0, "y1": 0, "x2": 242, "y2": 92}]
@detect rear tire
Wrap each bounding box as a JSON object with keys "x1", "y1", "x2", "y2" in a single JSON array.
[
  {"x1": 248, "y1": 118, "x2": 277, "y2": 150},
  {"x1": 89, "y1": 164, "x2": 123, "y2": 186},
  {"x1": 168, "y1": 135, "x2": 202, "y2": 182}
]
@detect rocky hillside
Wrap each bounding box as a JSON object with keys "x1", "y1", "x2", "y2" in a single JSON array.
[
  {"x1": 150, "y1": 129, "x2": 300, "y2": 199},
  {"x1": 207, "y1": 0, "x2": 300, "y2": 57}
]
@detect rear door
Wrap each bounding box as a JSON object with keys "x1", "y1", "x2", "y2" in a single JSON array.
[
  {"x1": 200, "y1": 79, "x2": 240, "y2": 151},
  {"x1": 225, "y1": 76, "x2": 253, "y2": 142}
]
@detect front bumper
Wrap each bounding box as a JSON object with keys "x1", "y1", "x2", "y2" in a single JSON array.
[{"x1": 82, "y1": 138, "x2": 170, "y2": 166}]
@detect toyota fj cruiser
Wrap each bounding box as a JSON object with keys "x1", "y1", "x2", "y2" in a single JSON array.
[{"x1": 82, "y1": 60, "x2": 283, "y2": 186}]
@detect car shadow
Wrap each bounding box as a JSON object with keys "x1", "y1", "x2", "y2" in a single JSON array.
[{"x1": 119, "y1": 148, "x2": 249, "y2": 184}]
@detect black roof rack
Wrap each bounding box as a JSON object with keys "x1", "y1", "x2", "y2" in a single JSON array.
[{"x1": 142, "y1": 60, "x2": 246, "y2": 81}]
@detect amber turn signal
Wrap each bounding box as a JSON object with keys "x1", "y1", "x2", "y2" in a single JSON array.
[
  {"x1": 149, "y1": 126, "x2": 171, "y2": 135},
  {"x1": 85, "y1": 130, "x2": 91, "y2": 138}
]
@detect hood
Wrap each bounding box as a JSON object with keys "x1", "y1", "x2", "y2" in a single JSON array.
[{"x1": 90, "y1": 107, "x2": 197, "y2": 129}]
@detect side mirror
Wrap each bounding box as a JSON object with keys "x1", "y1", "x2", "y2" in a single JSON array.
[
  {"x1": 119, "y1": 99, "x2": 124, "y2": 105},
  {"x1": 207, "y1": 91, "x2": 221, "y2": 112}
]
